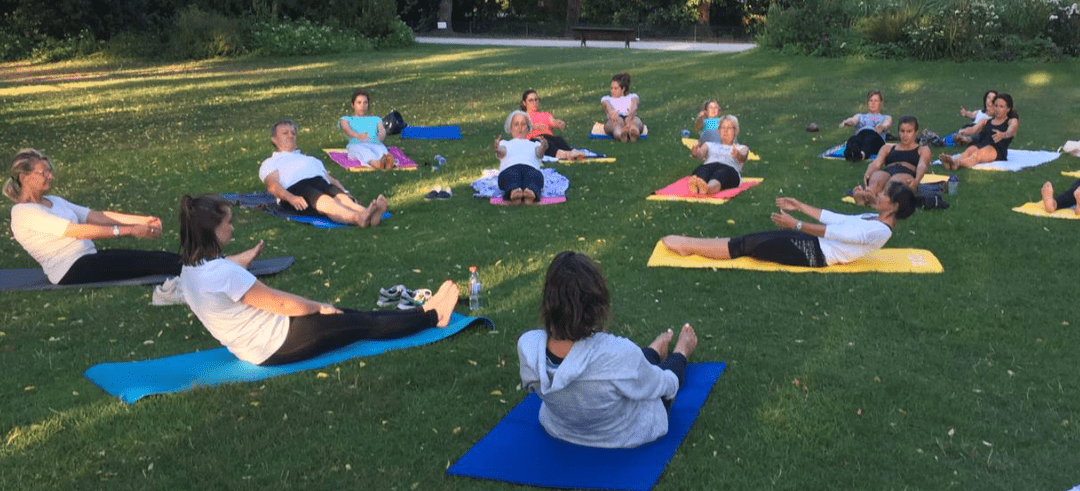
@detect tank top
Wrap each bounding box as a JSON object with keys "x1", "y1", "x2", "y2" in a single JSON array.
[{"x1": 884, "y1": 145, "x2": 920, "y2": 169}]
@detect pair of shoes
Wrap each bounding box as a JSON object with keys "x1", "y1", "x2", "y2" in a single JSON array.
[
  {"x1": 377, "y1": 284, "x2": 410, "y2": 307},
  {"x1": 425, "y1": 186, "x2": 453, "y2": 200},
  {"x1": 397, "y1": 288, "x2": 432, "y2": 309}
]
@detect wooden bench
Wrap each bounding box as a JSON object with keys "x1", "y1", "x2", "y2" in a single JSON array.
[{"x1": 570, "y1": 27, "x2": 637, "y2": 48}]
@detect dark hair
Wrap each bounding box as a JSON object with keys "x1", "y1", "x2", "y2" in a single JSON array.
[
  {"x1": 5, "y1": 149, "x2": 51, "y2": 202},
  {"x1": 612, "y1": 73, "x2": 631, "y2": 92},
  {"x1": 351, "y1": 89, "x2": 370, "y2": 105},
  {"x1": 867, "y1": 90, "x2": 883, "y2": 102},
  {"x1": 981, "y1": 89, "x2": 998, "y2": 110},
  {"x1": 541, "y1": 251, "x2": 611, "y2": 341},
  {"x1": 886, "y1": 182, "x2": 917, "y2": 220},
  {"x1": 520, "y1": 89, "x2": 538, "y2": 111},
  {"x1": 994, "y1": 93, "x2": 1019, "y2": 120},
  {"x1": 897, "y1": 115, "x2": 919, "y2": 132},
  {"x1": 179, "y1": 195, "x2": 231, "y2": 266}
]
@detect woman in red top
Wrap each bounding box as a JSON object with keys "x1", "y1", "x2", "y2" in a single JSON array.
[{"x1": 520, "y1": 90, "x2": 585, "y2": 161}]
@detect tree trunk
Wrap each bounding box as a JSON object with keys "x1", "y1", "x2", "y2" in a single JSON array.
[
  {"x1": 566, "y1": 0, "x2": 581, "y2": 36},
  {"x1": 439, "y1": 0, "x2": 454, "y2": 32}
]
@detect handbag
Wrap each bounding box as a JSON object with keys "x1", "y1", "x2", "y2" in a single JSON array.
[{"x1": 383, "y1": 110, "x2": 407, "y2": 135}]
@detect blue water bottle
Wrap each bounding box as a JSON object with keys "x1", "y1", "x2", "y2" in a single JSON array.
[
  {"x1": 681, "y1": 129, "x2": 691, "y2": 138},
  {"x1": 434, "y1": 154, "x2": 446, "y2": 171}
]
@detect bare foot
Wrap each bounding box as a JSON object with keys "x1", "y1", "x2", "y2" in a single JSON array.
[
  {"x1": 522, "y1": 188, "x2": 537, "y2": 204},
  {"x1": 686, "y1": 175, "x2": 705, "y2": 194},
  {"x1": 705, "y1": 180, "x2": 723, "y2": 195},
  {"x1": 852, "y1": 186, "x2": 873, "y2": 206},
  {"x1": 627, "y1": 126, "x2": 640, "y2": 142},
  {"x1": 661, "y1": 235, "x2": 694, "y2": 256},
  {"x1": 673, "y1": 323, "x2": 697, "y2": 358},
  {"x1": 1041, "y1": 182, "x2": 1058, "y2": 213},
  {"x1": 381, "y1": 153, "x2": 395, "y2": 169},
  {"x1": 648, "y1": 328, "x2": 674, "y2": 359},
  {"x1": 368, "y1": 195, "x2": 388, "y2": 226},
  {"x1": 939, "y1": 154, "x2": 955, "y2": 170},
  {"x1": 569, "y1": 150, "x2": 586, "y2": 160},
  {"x1": 226, "y1": 239, "x2": 265, "y2": 268},
  {"x1": 509, "y1": 188, "x2": 525, "y2": 205},
  {"x1": 423, "y1": 279, "x2": 460, "y2": 327},
  {"x1": 1074, "y1": 186, "x2": 1080, "y2": 216}
]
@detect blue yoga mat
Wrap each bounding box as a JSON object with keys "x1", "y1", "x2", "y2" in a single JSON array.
[
  {"x1": 400, "y1": 125, "x2": 462, "y2": 140},
  {"x1": 447, "y1": 361, "x2": 725, "y2": 491},
  {"x1": 589, "y1": 133, "x2": 648, "y2": 140},
  {"x1": 221, "y1": 192, "x2": 391, "y2": 229},
  {"x1": 819, "y1": 142, "x2": 879, "y2": 160},
  {"x1": 84, "y1": 313, "x2": 492, "y2": 404}
]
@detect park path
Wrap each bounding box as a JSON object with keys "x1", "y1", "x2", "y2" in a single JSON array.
[{"x1": 416, "y1": 36, "x2": 755, "y2": 52}]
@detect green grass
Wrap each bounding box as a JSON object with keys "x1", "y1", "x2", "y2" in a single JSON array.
[{"x1": 1, "y1": 47, "x2": 1079, "y2": 490}]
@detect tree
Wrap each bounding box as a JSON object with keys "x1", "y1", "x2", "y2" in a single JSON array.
[
  {"x1": 565, "y1": 0, "x2": 579, "y2": 33},
  {"x1": 439, "y1": 0, "x2": 453, "y2": 31}
]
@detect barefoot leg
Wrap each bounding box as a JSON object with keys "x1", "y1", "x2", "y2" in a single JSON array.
[
  {"x1": 509, "y1": 188, "x2": 525, "y2": 205},
  {"x1": 522, "y1": 188, "x2": 537, "y2": 204},
  {"x1": 368, "y1": 195, "x2": 388, "y2": 226},
  {"x1": 686, "y1": 175, "x2": 706, "y2": 194},
  {"x1": 705, "y1": 180, "x2": 723, "y2": 195},
  {"x1": 661, "y1": 235, "x2": 733, "y2": 259},
  {"x1": 422, "y1": 279, "x2": 460, "y2": 327},
  {"x1": 647, "y1": 329, "x2": 674, "y2": 359},
  {"x1": 1041, "y1": 182, "x2": 1057, "y2": 213},
  {"x1": 672, "y1": 323, "x2": 698, "y2": 359}
]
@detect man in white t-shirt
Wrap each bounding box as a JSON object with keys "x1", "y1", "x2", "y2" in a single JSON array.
[{"x1": 259, "y1": 120, "x2": 387, "y2": 227}]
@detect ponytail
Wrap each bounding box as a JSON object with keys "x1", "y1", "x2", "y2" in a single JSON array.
[{"x1": 178, "y1": 194, "x2": 231, "y2": 266}]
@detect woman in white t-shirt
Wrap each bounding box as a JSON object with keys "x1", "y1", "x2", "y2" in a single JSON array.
[
  {"x1": 494, "y1": 110, "x2": 548, "y2": 205},
  {"x1": 662, "y1": 182, "x2": 917, "y2": 268},
  {"x1": 340, "y1": 89, "x2": 393, "y2": 169},
  {"x1": 601, "y1": 72, "x2": 643, "y2": 143},
  {"x1": 177, "y1": 195, "x2": 459, "y2": 365},
  {"x1": 952, "y1": 89, "x2": 998, "y2": 146},
  {"x1": 5, "y1": 149, "x2": 182, "y2": 285},
  {"x1": 686, "y1": 115, "x2": 750, "y2": 195}
]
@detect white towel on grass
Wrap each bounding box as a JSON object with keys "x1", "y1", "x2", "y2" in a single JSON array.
[{"x1": 932, "y1": 149, "x2": 1060, "y2": 172}]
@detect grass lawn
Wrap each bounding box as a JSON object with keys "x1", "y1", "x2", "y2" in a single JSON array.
[{"x1": 1, "y1": 45, "x2": 1078, "y2": 490}]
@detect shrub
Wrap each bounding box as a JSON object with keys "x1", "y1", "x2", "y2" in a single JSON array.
[
  {"x1": 102, "y1": 31, "x2": 169, "y2": 60},
  {"x1": 376, "y1": 19, "x2": 416, "y2": 50},
  {"x1": 244, "y1": 17, "x2": 374, "y2": 57},
  {"x1": 31, "y1": 29, "x2": 103, "y2": 62},
  {"x1": 759, "y1": 0, "x2": 854, "y2": 57},
  {"x1": 171, "y1": 6, "x2": 244, "y2": 60},
  {"x1": 0, "y1": 14, "x2": 42, "y2": 61}
]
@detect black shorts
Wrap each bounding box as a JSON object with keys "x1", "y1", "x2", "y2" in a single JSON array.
[
  {"x1": 884, "y1": 163, "x2": 916, "y2": 178},
  {"x1": 284, "y1": 176, "x2": 344, "y2": 215}
]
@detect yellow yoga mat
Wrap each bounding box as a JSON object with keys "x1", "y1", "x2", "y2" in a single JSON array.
[
  {"x1": 558, "y1": 157, "x2": 616, "y2": 164},
  {"x1": 841, "y1": 174, "x2": 949, "y2": 204},
  {"x1": 1062, "y1": 171, "x2": 1080, "y2": 178},
  {"x1": 590, "y1": 122, "x2": 649, "y2": 136},
  {"x1": 1011, "y1": 202, "x2": 1080, "y2": 220},
  {"x1": 680, "y1": 138, "x2": 761, "y2": 161},
  {"x1": 647, "y1": 240, "x2": 943, "y2": 273}
]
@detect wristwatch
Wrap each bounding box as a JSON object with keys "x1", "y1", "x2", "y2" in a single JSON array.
[
  {"x1": 113, "y1": 225, "x2": 120, "y2": 237},
  {"x1": 796, "y1": 221, "x2": 804, "y2": 231}
]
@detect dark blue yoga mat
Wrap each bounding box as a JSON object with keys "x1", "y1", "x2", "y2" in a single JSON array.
[
  {"x1": 84, "y1": 313, "x2": 492, "y2": 404},
  {"x1": 221, "y1": 192, "x2": 390, "y2": 229},
  {"x1": 400, "y1": 125, "x2": 462, "y2": 140},
  {"x1": 447, "y1": 361, "x2": 725, "y2": 491},
  {"x1": 0, "y1": 256, "x2": 293, "y2": 291}
]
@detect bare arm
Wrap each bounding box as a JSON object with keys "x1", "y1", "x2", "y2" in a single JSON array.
[
  {"x1": 625, "y1": 96, "x2": 639, "y2": 120},
  {"x1": 263, "y1": 171, "x2": 308, "y2": 210},
  {"x1": 376, "y1": 121, "x2": 387, "y2": 142},
  {"x1": 690, "y1": 142, "x2": 708, "y2": 160},
  {"x1": 340, "y1": 118, "x2": 369, "y2": 141},
  {"x1": 534, "y1": 139, "x2": 548, "y2": 158},
  {"x1": 494, "y1": 137, "x2": 506, "y2": 159},
  {"x1": 874, "y1": 115, "x2": 893, "y2": 134},
  {"x1": 241, "y1": 280, "x2": 341, "y2": 317},
  {"x1": 839, "y1": 114, "x2": 859, "y2": 128},
  {"x1": 774, "y1": 197, "x2": 823, "y2": 221},
  {"x1": 694, "y1": 111, "x2": 705, "y2": 132},
  {"x1": 601, "y1": 101, "x2": 619, "y2": 122},
  {"x1": 323, "y1": 172, "x2": 350, "y2": 196},
  {"x1": 912, "y1": 146, "x2": 931, "y2": 189},
  {"x1": 732, "y1": 145, "x2": 749, "y2": 164},
  {"x1": 771, "y1": 210, "x2": 827, "y2": 237},
  {"x1": 992, "y1": 118, "x2": 1019, "y2": 142},
  {"x1": 959, "y1": 117, "x2": 989, "y2": 137},
  {"x1": 64, "y1": 221, "x2": 159, "y2": 240},
  {"x1": 864, "y1": 146, "x2": 889, "y2": 183}
]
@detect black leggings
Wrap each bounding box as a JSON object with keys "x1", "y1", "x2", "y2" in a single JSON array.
[
  {"x1": 261, "y1": 308, "x2": 438, "y2": 366},
  {"x1": 845, "y1": 129, "x2": 885, "y2": 162},
  {"x1": 59, "y1": 249, "x2": 182, "y2": 285},
  {"x1": 641, "y1": 347, "x2": 687, "y2": 409},
  {"x1": 497, "y1": 164, "x2": 544, "y2": 201},
  {"x1": 728, "y1": 230, "x2": 827, "y2": 267},
  {"x1": 284, "y1": 176, "x2": 345, "y2": 216},
  {"x1": 534, "y1": 135, "x2": 572, "y2": 158},
  {"x1": 1054, "y1": 179, "x2": 1080, "y2": 209},
  {"x1": 691, "y1": 162, "x2": 741, "y2": 190}
]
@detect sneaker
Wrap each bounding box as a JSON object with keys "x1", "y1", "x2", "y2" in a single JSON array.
[
  {"x1": 152, "y1": 277, "x2": 185, "y2": 306},
  {"x1": 436, "y1": 188, "x2": 452, "y2": 200}
]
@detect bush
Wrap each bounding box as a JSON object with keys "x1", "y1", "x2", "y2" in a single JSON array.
[
  {"x1": 376, "y1": 19, "x2": 415, "y2": 50},
  {"x1": 171, "y1": 6, "x2": 244, "y2": 60},
  {"x1": 31, "y1": 29, "x2": 103, "y2": 62},
  {"x1": 760, "y1": 0, "x2": 854, "y2": 57},
  {"x1": 244, "y1": 17, "x2": 374, "y2": 57},
  {"x1": 0, "y1": 14, "x2": 42, "y2": 61},
  {"x1": 102, "y1": 31, "x2": 169, "y2": 60}
]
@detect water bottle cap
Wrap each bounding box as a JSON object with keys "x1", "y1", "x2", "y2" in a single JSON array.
[{"x1": 949, "y1": 175, "x2": 958, "y2": 181}]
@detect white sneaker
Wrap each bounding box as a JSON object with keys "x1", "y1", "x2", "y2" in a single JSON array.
[{"x1": 152, "y1": 277, "x2": 185, "y2": 306}]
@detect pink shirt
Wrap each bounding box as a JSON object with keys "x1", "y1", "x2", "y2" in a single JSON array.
[{"x1": 526, "y1": 111, "x2": 556, "y2": 140}]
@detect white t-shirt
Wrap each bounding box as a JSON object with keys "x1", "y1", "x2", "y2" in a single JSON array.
[
  {"x1": 498, "y1": 138, "x2": 542, "y2": 172},
  {"x1": 258, "y1": 151, "x2": 330, "y2": 189},
  {"x1": 817, "y1": 210, "x2": 893, "y2": 265},
  {"x1": 972, "y1": 110, "x2": 991, "y2": 124},
  {"x1": 601, "y1": 93, "x2": 639, "y2": 116},
  {"x1": 10, "y1": 196, "x2": 97, "y2": 283},
  {"x1": 179, "y1": 258, "x2": 290, "y2": 365},
  {"x1": 704, "y1": 142, "x2": 749, "y2": 173}
]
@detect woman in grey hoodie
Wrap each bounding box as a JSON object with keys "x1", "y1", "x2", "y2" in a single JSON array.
[{"x1": 517, "y1": 251, "x2": 698, "y2": 448}]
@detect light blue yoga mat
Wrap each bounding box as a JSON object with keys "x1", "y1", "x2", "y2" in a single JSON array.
[
  {"x1": 400, "y1": 125, "x2": 462, "y2": 140},
  {"x1": 447, "y1": 361, "x2": 725, "y2": 491},
  {"x1": 84, "y1": 313, "x2": 492, "y2": 404},
  {"x1": 820, "y1": 142, "x2": 878, "y2": 160},
  {"x1": 221, "y1": 192, "x2": 390, "y2": 229}
]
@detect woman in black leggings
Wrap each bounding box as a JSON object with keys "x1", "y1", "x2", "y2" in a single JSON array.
[
  {"x1": 662, "y1": 182, "x2": 917, "y2": 267},
  {"x1": 6, "y1": 149, "x2": 183, "y2": 285},
  {"x1": 176, "y1": 195, "x2": 459, "y2": 366},
  {"x1": 1040, "y1": 179, "x2": 1080, "y2": 215}
]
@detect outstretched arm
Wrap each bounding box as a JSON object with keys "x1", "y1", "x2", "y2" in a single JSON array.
[
  {"x1": 241, "y1": 280, "x2": 342, "y2": 317},
  {"x1": 874, "y1": 115, "x2": 893, "y2": 134},
  {"x1": 839, "y1": 114, "x2": 859, "y2": 128},
  {"x1": 774, "y1": 197, "x2": 823, "y2": 221},
  {"x1": 911, "y1": 146, "x2": 931, "y2": 190},
  {"x1": 494, "y1": 137, "x2": 507, "y2": 158},
  {"x1": 340, "y1": 118, "x2": 369, "y2": 141},
  {"x1": 992, "y1": 118, "x2": 1019, "y2": 142}
]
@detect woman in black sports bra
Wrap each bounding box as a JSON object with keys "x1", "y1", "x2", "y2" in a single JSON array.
[
  {"x1": 940, "y1": 93, "x2": 1019, "y2": 170},
  {"x1": 852, "y1": 115, "x2": 930, "y2": 206}
]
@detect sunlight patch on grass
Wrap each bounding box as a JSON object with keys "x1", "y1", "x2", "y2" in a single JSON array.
[
  {"x1": 0, "y1": 400, "x2": 128, "y2": 455},
  {"x1": 898, "y1": 80, "x2": 924, "y2": 94},
  {"x1": 1023, "y1": 72, "x2": 1051, "y2": 87}
]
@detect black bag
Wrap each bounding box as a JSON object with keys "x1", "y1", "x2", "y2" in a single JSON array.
[{"x1": 383, "y1": 110, "x2": 407, "y2": 135}]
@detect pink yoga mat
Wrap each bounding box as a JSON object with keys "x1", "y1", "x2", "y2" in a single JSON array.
[
  {"x1": 489, "y1": 196, "x2": 566, "y2": 206},
  {"x1": 326, "y1": 147, "x2": 417, "y2": 170},
  {"x1": 653, "y1": 176, "x2": 762, "y2": 199}
]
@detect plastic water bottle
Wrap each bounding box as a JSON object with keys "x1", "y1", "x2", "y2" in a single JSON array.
[
  {"x1": 947, "y1": 175, "x2": 959, "y2": 195},
  {"x1": 468, "y1": 266, "x2": 482, "y2": 311},
  {"x1": 434, "y1": 154, "x2": 447, "y2": 171},
  {"x1": 681, "y1": 129, "x2": 691, "y2": 138}
]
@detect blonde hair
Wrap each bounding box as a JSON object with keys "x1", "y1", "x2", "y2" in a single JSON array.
[
  {"x1": 504, "y1": 110, "x2": 532, "y2": 135},
  {"x1": 5, "y1": 149, "x2": 51, "y2": 202}
]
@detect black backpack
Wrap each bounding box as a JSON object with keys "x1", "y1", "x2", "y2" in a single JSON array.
[{"x1": 382, "y1": 110, "x2": 407, "y2": 135}]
